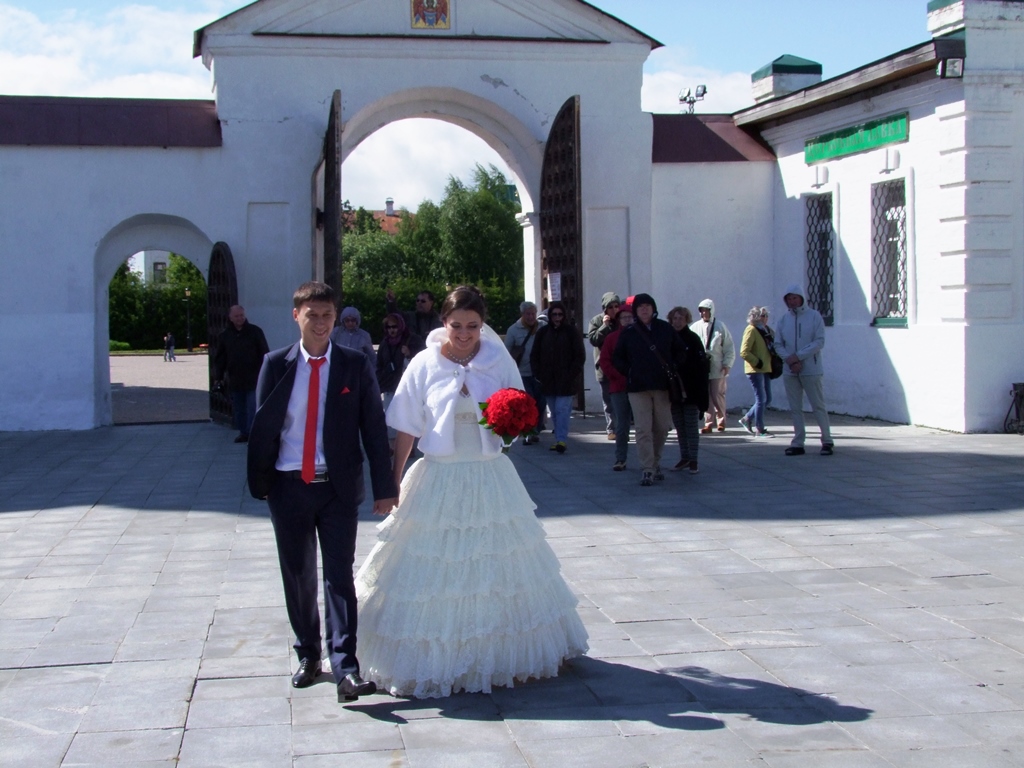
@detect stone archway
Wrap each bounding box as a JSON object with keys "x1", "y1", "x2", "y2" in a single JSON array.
[
  {"x1": 94, "y1": 214, "x2": 215, "y2": 426},
  {"x1": 341, "y1": 87, "x2": 546, "y2": 301}
]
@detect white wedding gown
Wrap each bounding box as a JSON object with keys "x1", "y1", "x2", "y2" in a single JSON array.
[{"x1": 355, "y1": 394, "x2": 589, "y2": 699}]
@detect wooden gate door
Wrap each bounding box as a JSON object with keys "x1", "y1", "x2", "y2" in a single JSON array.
[
  {"x1": 539, "y1": 95, "x2": 584, "y2": 404},
  {"x1": 207, "y1": 241, "x2": 238, "y2": 424},
  {"x1": 322, "y1": 90, "x2": 343, "y2": 296}
]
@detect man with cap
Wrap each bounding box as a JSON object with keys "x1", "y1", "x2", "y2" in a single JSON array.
[
  {"x1": 690, "y1": 298, "x2": 735, "y2": 433},
  {"x1": 775, "y1": 284, "x2": 833, "y2": 456},
  {"x1": 612, "y1": 293, "x2": 687, "y2": 486},
  {"x1": 587, "y1": 292, "x2": 622, "y2": 440}
]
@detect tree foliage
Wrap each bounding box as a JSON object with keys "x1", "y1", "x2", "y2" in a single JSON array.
[
  {"x1": 342, "y1": 163, "x2": 522, "y2": 291},
  {"x1": 339, "y1": 164, "x2": 525, "y2": 341},
  {"x1": 108, "y1": 254, "x2": 208, "y2": 350}
]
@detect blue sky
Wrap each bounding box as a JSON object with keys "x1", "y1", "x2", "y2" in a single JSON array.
[{"x1": 1, "y1": 1, "x2": 932, "y2": 209}]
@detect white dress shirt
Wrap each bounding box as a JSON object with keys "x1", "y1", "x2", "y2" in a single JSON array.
[{"x1": 275, "y1": 342, "x2": 331, "y2": 472}]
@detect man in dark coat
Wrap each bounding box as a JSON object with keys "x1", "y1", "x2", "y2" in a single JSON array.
[
  {"x1": 385, "y1": 288, "x2": 443, "y2": 339},
  {"x1": 247, "y1": 281, "x2": 397, "y2": 703},
  {"x1": 213, "y1": 305, "x2": 269, "y2": 442},
  {"x1": 612, "y1": 293, "x2": 687, "y2": 486}
]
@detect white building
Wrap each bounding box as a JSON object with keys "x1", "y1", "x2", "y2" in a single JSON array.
[{"x1": 0, "y1": 0, "x2": 1021, "y2": 433}]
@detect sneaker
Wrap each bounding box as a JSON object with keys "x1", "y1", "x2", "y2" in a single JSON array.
[
  {"x1": 784, "y1": 446, "x2": 806, "y2": 456},
  {"x1": 653, "y1": 471, "x2": 665, "y2": 482},
  {"x1": 689, "y1": 461, "x2": 699, "y2": 474},
  {"x1": 821, "y1": 444, "x2": 834, "y2": 456},
  {"x1": 672, "y1": 459, "x2": 688, "y2": 471},
  {"x1": 555, "y1": 441, "x2": 567, "y2": 454},
  {"x1": 612, "y1": 460, "x2": 627, "y2": 471},
  {"x1": 640, "y1": 471, "x2": 654, "y2": 487},
  {"x1": 738, "y1": 417, "x2": 754, "y2": 435},
  {"x1": 756, "y1": 430, "x2": 775, "y2": 438},
  {"x1": 549, "y1": 442, "x2": 559, "y2": 451}
]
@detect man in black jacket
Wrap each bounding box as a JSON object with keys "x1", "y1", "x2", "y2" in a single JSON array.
[
  {"x1": 213, "y1": 305, "x2": 270, "y2": 443},
  {"x1": 612, "y1": 293, "x2": 686, "y2": 486}
]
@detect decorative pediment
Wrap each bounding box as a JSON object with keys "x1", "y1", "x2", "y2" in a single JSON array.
[{"x1": 195, "y1": 0, "x2": 660, "y2": 57}]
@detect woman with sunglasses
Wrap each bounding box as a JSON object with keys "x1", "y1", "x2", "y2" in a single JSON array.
[
  {"x1": 376, "y1": 313, "x2": 425, "y2": 450},
  {"x1": 529, "y1": 301, "x2": 586, "y2": 453}
]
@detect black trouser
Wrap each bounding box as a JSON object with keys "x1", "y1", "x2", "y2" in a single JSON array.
[{"x1": 267, "y1": 473, "x2": 360, "y2": 679}]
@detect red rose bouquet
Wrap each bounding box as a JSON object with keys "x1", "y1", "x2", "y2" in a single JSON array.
[{"x1": 479, "y1": 388, "x2": 538, "y2": 452}]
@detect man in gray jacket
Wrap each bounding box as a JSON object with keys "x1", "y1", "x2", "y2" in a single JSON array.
[{"x1": 775, "y1": 284, "x2": 833, "y2": 456}]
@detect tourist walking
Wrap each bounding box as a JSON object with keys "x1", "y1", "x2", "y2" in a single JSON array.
[
  {"x1": 530, "y1": 301, "x2": 586, "y2": 453},
  {"x1": 690, "y1": 298, "x2": 734, "y2": 433},
  {"x1": 738, "y1": 306, "x2": 775, "y2": 438},
  {"x1": 667, "y1": 307, "x2": 709, "y2": 473}
]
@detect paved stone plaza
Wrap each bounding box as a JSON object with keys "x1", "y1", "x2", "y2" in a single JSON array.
[{"x1": 2, "y1": 368, "x2": 1024, "y2": 766}]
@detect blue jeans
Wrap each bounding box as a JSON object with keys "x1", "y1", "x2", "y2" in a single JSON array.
[
  {"x1": 610, "y1": 391, "x2": 631, "y2": 463},
  {"x1": 549, "y1": 395, "x2": 573, "y2": 443},
  {"x1": 744, "y1": 373, "x2": 768, "y2": 433},
  {"x1": 764, "y1": 376, "x2": 773, "y2": 410},
  {"x1": 521, "y1": 375, "x2": 547, "y2": 431},
  {"x1": 232, "y1": 389, "x2": 257, "y2": 436}
]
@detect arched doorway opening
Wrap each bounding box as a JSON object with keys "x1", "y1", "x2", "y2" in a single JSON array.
[
  {"x1": 107, "y1": 249, "x2": 209, "y2": 424},
  {"x1": 94, "y1": 214, "x2": 223, "y2": 426}
]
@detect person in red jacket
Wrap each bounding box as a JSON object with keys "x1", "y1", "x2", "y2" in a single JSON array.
[{"x1": 599, "y1": 299, "x2": 634, "y2": 471}]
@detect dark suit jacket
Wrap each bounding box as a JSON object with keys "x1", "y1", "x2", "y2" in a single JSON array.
[{"x1": 246, "y1": 342, "x2": 397, "y2": 505}]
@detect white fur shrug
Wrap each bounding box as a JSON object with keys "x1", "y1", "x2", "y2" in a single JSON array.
[{"x1": 386, "y1": 326, "x2": 525, "y2": 456}]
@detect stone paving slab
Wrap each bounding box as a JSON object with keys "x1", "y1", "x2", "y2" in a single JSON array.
[{"x1": 2, "y1": 404, "x2": 1024, "y2": 767}]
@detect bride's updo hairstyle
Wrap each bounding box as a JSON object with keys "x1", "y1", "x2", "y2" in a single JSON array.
[{"x1": 440, "y1": 285, "x2": 487, "y2": 322}]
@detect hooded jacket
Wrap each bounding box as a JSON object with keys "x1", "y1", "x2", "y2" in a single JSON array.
[
  {"x1": 611, "y1": 293, "x2": 687, "y2": 393},
  {"x1": 530, "y1": 302, "x2": 586, "y2": 397},
  {"x1": 689, "y1": 299, "x2": 735, "y2": 379},
  {"x1": 774, "y1": 284, "x2": 826, "y2": 376},
  {"x1": 330, "y1": 306, "x2": 377, "y2": 367},
  {"x1": 587, "y1": 291, "x2": 621, "y2": 382}
]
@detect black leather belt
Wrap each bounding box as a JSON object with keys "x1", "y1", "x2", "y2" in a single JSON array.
[{"x1": 279, "y1": 470, "x2": 329, "y2": 483}]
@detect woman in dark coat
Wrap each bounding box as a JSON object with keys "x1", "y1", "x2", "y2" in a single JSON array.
[
  {"x1": 376, "y1": 313, "x2": 424, "y2": 449},
  {"x1": 667, "y1": 306, "x2": 710, "y2": 474},
  {"x1": 529, "y1": 301, "x2": 585, "y2": 453}
]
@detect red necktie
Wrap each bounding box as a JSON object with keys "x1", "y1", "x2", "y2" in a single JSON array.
[{"x1": 301, "y1": 357, "x2": 326, "y2": 484}]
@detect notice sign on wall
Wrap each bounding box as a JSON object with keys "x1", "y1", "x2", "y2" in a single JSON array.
[
  {"x1": 805, "y1": 112, "x2": 909, "y2": 164},
  {"x1": 548, "y1": 272, "x2": 562, "y2": 302}
]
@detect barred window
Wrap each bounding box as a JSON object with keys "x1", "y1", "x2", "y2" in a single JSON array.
[
  {"x1": 804, "y1": 193, "x2": 834, "y2": 326},
  {"x1": 870, "y1": 179, "x2": 908, "y2": 326}
]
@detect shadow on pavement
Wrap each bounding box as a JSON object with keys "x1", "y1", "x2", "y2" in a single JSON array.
[{"x1": 347, "y1": 657, "x2": 872, "y2": 730}]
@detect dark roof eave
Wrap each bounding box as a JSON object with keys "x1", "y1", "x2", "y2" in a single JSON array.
[{"x1": 734, "y1": 37, "x2": 965, "y2": 128}]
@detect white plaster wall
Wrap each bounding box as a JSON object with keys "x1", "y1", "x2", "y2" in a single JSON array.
[
  {"x1": 0, "y1": 13, "x2": 654, "y2": 429},
  {"x1": 763, "y1": 77, "x2": 982, "y2": 430},
  {"x1": 650, "y1": 161, "x2": 775, "y2": 408}
]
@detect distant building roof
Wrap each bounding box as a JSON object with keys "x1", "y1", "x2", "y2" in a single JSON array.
[
  {"x1": 0, "y1": 96, "x2": 222, "y2": 147},
  {"x1": 752, "y1": 55, "x2": 823, "y2": 83},
  {"x1": 651, "y1": 114, "x2": 775, "y2": 163}
]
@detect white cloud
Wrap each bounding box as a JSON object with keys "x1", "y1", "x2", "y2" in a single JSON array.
[
  {"x1": 342, "y1": 118, "x2": 515, "y2": 212},
  {"x1": 0, "y1": 4, "x2": 214, "y2": 97},
  {"x1": 639, "y1": 46, "x2": 755, "y2": 115}
]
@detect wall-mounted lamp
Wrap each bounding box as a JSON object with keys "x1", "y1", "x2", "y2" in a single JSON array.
[
  {"x1": 882, "y1": 148, "x2": 901, "y2": 174},
  {"x1": 937, "y1": 58, "x2": 964, "y2": 78},
  {"x1": 812, "y1": 165, "x2": 829, "y2": 189},
  {"x1": 679, "y1": 84, "x2": 707, "y2": 114}
]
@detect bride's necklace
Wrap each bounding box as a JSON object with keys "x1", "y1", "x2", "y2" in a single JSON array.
[{"x1": 445, "y1": 343, "x2": 479, "y2": 366}]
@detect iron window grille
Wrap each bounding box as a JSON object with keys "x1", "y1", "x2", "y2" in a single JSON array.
[
  {"x1": 805, "y1": 193, "x2": 835, "y2": 326},
  {"x1": 870, "y1": 179, "x2": 908, "y2": 327}
]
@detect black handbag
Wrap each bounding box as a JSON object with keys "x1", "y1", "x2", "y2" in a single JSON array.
[
  {"x1": 636, "y1": 324, "x2": 686, "y2": 404},
  {"x1": 769, "y1": 351, "x2": 784, "y2": 380}
]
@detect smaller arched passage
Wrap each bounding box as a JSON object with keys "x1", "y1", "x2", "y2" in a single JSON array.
[
  {"x1": 93, "y1": 214, "x2": 215, "y2": 426},
  {"x1": 342, "y1": 89, "x2": 545, "y2": 301}
]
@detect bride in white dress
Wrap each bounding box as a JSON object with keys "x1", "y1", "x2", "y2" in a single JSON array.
[{"x1": 355, "y1": 286, "x2": 588, "y2": 699}]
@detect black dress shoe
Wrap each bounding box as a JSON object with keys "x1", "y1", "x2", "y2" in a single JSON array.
[
  {"x1": 784, "y1": 446, "x2": 806, "y2": 456},
  {"x1": 291, "y1": 658, "x2": 321, "y2": 688},
  {"x1": 337, "y1": 673, "x2": 377, "y2": 702}
]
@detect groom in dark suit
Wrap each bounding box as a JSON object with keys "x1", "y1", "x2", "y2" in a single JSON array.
[{"x1": 247, "y1": 281, "x2": 397, "y2": 702}]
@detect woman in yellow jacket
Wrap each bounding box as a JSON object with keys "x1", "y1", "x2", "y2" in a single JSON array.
[{"x1": 738, "y1": 306, "x2": 774, "y2": 437}]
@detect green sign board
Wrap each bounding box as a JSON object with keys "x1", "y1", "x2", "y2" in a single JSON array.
[{"x1": 805, "y1": 113, "x2": 909, "y2": 164}]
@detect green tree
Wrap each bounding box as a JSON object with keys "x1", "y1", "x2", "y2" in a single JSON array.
[{"x1": 342, "y1": 229, "x2": 409, "y2": 288}]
